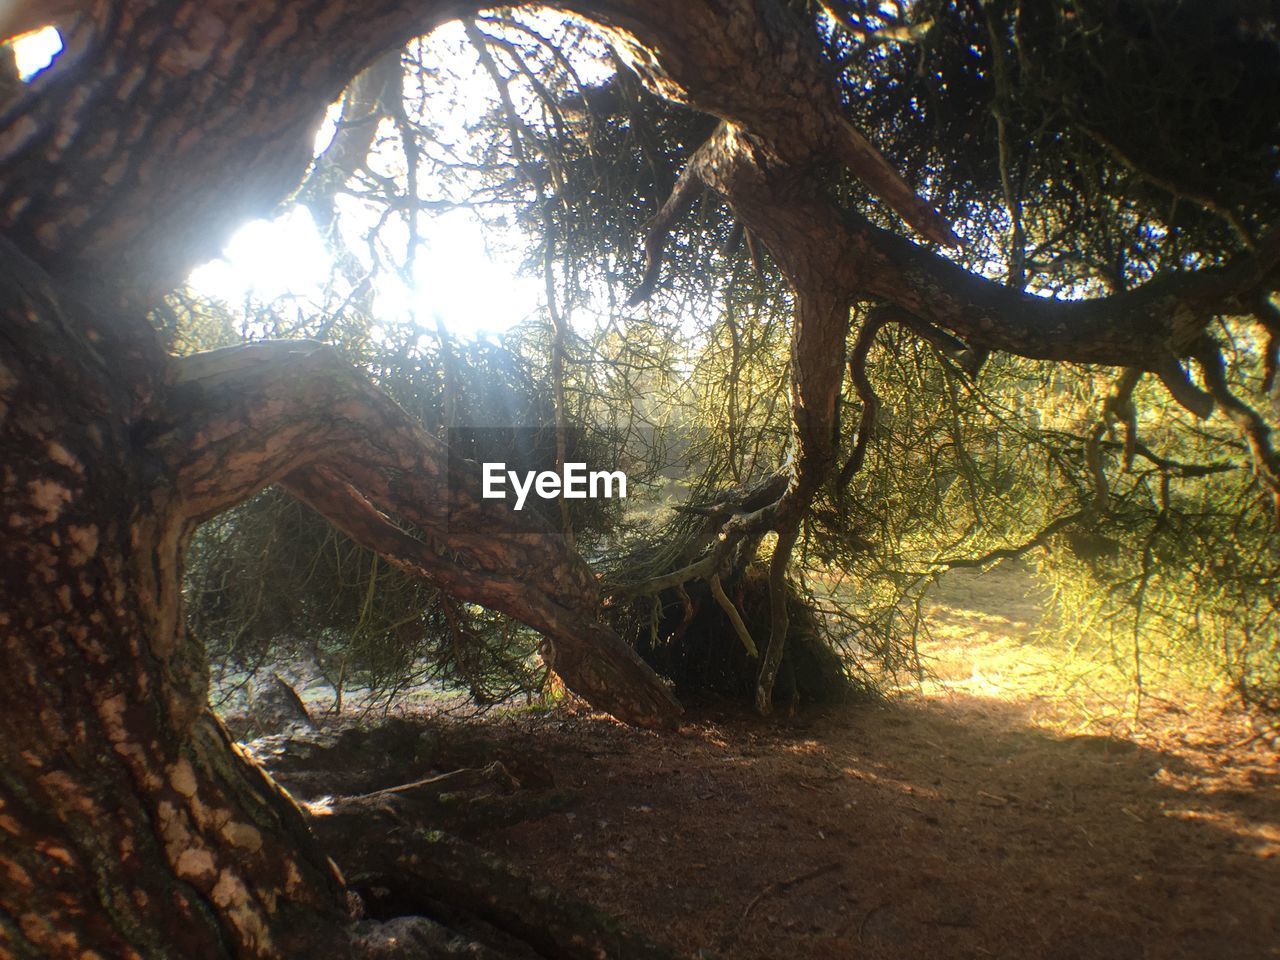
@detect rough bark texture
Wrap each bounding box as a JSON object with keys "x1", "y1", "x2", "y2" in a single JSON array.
[
  {"x1": 0, "y1": 244, "x2": 352, "y2": 958},
  {"x1": 3, "y1": 0, "x2": 1278, "y2": 954}
]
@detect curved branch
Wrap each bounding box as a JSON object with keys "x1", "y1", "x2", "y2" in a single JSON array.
[
  {"x1": 627, "y1": 145, "x2": 707, "y2": 306},
  {"x1": 6, "y1": 0, "x2": 1268, "y2": 380},
  {"x1": 836, "y1": 304, "x2": 973, "y2": 495},
  {"x1": 681, "y1": 123, "x2": 1280, "y2": 376},
  {"x1": 158, "y1": 343, "x2": 681, "y2": 729},
  {"x1": 836, "y1": 307, "x2": 892, "y2": 493},
  {"x1": 1255, "y1": 294, "x2": 1280, "y2": 394},
  {"x1": 708, "y1": 573, "x2": 758, "y2": 658},
  {"x1": 1154, "y1": 355, "x2": 1215, "y2": 419},
  {"x1": 1192, "y1": 335, "x2": 1280, "y2": 507}
]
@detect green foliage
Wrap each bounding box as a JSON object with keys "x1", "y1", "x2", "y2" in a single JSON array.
[{"x1": 180, "y1": 4, "x2": 1279, "y2": 715}]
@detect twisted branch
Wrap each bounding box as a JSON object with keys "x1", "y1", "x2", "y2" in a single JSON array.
[{"x1": 159, "y1": 343, "x2": 681, "y2": 728}]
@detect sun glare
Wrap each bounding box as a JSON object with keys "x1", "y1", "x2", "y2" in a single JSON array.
[
  {"x1": 9, "y1": 26, "x2": 63, "y2": 80},
  {"x1": 188, "y1": 207, "x2": 332, "y2": 306},
  {"x1": 377, "y1": 210, "x2": 541, "y2": 338},
  {"x1": 185, "y1": 22, "x2": 551, "y2": 341},
  {"x1": 187, "y1": 205, "x2": 538, "y2": 340}
]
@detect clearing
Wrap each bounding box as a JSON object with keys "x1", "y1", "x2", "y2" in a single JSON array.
[{"x1": 256, "y1": 564, "x2": 1280, "y2": 959}]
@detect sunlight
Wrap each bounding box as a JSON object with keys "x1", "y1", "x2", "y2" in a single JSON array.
[
  {"x1": 185, "y1": 21, "x2": 549, "y2": 341},
  {"x1": 186, "y1": 206, "x2": 539, "y2": 339},
  {"x1": 376, "y1": 210, "x2": 541, "y2": 338},
  {"x1": 188, "y1": 207, "x2": 331, "y2": 305},
  {"x1": 8, "y1": 25, "x2": 63, "y2": 80}
]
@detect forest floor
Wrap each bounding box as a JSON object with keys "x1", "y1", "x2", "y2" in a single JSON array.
[{"x1": 259, "y1": 562, "x2": 1280, "y2": 959}]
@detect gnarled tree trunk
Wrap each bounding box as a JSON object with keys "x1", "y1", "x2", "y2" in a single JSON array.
[
  {"x1": 0, "y1": 2, "x2": 682, "y2": 955},
  {"x1": 1, "y1": 245, "x2": 355, "y2": 956},
  {"x1": 3, "y1": 0, "x2": 1276, "y2": 953},
  {"x1": 0, "y1": 242, "x2": 676, "y2": 958}
]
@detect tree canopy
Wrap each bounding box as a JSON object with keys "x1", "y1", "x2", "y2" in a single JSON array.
[{"x1": 1, "y1": 1, "x2": 1278, "y2": 956}]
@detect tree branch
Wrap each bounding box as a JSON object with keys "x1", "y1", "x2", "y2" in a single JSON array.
[
  {"x1": 627, "y1": 146, "x2": 707, "y2": 306},
  {"x1": 1193, "y1": 335, "x2": 1280, "y2": 510},
  {"x1": 159, "y1": 343, "x2": 681, "y2": 729}
]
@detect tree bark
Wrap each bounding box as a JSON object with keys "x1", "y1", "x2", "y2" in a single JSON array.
[
  {"x1": 0, "y1": 243, "x2": 354, "y2": 957},
  {"x1": 2, "y1": 0, "x2": 1276, "y2": 953}
]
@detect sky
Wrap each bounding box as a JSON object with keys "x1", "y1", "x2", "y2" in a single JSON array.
[
  {"x1": 188, "y1": 21, "x2": 547, "y2": 341},
  {"x1": 9, "y1": 22, "x2": 549, "y2": 341}
]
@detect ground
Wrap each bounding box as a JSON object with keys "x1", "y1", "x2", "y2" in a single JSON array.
[{"x1": 254, "y1": 564, "x2": 1280, "y2": 959}]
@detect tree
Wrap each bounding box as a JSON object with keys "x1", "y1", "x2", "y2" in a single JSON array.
[{"x1": 2, "y1": 0, "x2": 1277, "y2": 956}]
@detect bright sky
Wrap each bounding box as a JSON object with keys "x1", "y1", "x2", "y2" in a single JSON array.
[
  {"x1": 188, "y1": 21, "x2": 546, "y2": 340},
  {"x1": 10, "y1": 22, "x2": 552, "y2": 340}
]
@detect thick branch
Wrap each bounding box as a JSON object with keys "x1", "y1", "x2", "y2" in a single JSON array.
[
  {"x1": 709, "y1": 574, "x2": 758, "y2": 658},
  {"x1": 627, "y1": 150, "x2": 705, "y2": 306},
  {"x1": 283, "y1": 469, "x2": 682, "y2": 729},
  {"x1": 684, "y1": 122, "x2": 1280, "y2": 372},
  {"x1": 159, "y1": 343, "x2": 681, "y2": 729},
  {"x1": 1, "y1": 0, "x2": 957, "y2": 309}
]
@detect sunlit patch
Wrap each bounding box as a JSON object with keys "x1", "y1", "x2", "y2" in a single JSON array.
[
  {"x1": 373, "y1": 210, "x2": 540, "y2": 339},
  {"x1": 1163, "y1": 807, "x2": 1280, "y2": 859},
  {"x1": 312, "y1": 101, "x2": 343, "y2": 157},
  {"x1": 188, "y1": 207, "x2": 331, "y2": 305},
  {"x1": 8, "y1": 26, "x2": 63, "y2": 81}
]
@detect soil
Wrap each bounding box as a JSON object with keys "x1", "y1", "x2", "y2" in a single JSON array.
[{"x1": 263, "y1": 564, "x2": 1280, "y2": 959}]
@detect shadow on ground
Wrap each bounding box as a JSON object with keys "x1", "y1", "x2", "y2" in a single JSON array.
[{"x1": 483, "y1": 694, "x2": 1279, "y2": 960}]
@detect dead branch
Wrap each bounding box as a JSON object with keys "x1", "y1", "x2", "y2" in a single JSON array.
[
  {"x1": 1193, "y1": 335, "x2": 1280, "y2": 508},
  {"x1": 312, "y1": 814, "x2": 681, "y2": 960},
  {"x1": 709, "y1": 574, "x2": 759, "y2": 658}
]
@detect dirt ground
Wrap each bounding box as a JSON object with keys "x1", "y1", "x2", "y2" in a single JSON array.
[
  {"x1": 489, "y1": 565, "x2": 1279, "y2": 959},
  {"x1": 266, "y1": 564, "x2": 1280, "y2": 959}
]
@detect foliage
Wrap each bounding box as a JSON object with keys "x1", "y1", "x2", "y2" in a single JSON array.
[{"x1": 184, "y1": 2, "x2": 1278, "y2": 714}]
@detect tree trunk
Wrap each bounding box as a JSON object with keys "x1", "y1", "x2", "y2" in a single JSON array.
[
  {"x1": 0, "y1": 245, "x2": 353, "y2": 957},
  {"x1": 4, "y1": 0, "x2": 1274, "y2": 954}
]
